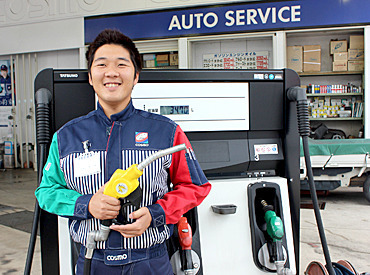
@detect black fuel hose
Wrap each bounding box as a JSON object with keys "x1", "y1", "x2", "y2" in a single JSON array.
[
  {"x1": 83, "y1": 258, "x2": 92, "y2": 275},
  {"x1": 287, "y1": 87, "x2": 335, "y2": 275},
  {"x1": 24, "y1": 88, "x2": 52, "y2": 275}
]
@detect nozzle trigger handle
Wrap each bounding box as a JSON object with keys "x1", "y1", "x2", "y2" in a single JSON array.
[{"x1": 178, "y1": 217, "x2": 192, "y2": 250}]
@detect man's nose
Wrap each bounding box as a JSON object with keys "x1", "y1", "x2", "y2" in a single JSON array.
[{"x1": 105, "y1": 66, "x2": 119, "y2": 77}]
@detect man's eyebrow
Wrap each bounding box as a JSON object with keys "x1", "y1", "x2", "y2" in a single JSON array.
[
  {"x1": 93, "y1": 57, "x2": 107, "y2": 62},
  {"x1": 117, "y1": 57, "x2": 130, "y2": 62},
  {"x1": 93, "y1": 57, "x2": 130, "y2": 62}
]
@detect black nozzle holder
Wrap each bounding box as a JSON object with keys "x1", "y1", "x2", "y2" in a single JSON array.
[
  {"x1": 287, "y1": 86, "x2": 307, "y2": 102},
  {"x1": 287, "y1": 86, "x2": 311, "y2": 137},
  {"x1": 35, "y1": 88, "x2": 52, "y2": 145},
  {"x1": 35, "y1": 88, "x2": 52, "y2": 105}
]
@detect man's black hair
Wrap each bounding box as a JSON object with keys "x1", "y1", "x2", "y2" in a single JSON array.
[{"x1": 86, "y1": 29, "x2": 142, "y2": 76}]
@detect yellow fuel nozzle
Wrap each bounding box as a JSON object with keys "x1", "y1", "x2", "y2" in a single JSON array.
[
  {"x1": 103, "y1": 164, "x2": 143, "y2": 199},
  {"x1": 103, "y1": 144, "x2": 187, "y2": 210}
]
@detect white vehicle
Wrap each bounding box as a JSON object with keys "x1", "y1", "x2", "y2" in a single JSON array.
[{"x1": 300, "y1": 138, "x2": 370, "y2": 202}]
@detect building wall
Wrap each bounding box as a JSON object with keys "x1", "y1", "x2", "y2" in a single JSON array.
[{"x1": 0, "y1": 0, "x2": 247, "y2": 55}]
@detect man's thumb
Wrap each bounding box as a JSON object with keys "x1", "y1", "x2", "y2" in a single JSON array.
[
  {"x1": 97, "y1": 184, "x2": 106, "y2": 193},
  {"x1": 129, "y1": 207, "x2": 145, "y2": 219}
]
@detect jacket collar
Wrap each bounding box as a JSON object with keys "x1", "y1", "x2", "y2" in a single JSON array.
[{"x1": 96, "y1": 100, "x2": 135, "y2": 123}]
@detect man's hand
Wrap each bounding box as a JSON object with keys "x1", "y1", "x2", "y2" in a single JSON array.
[
  {"x1": 88, "y1": 185, "x2": 121, "y2": 220},
  {"x1": 110, "y1": 207, "x2": 152, "y2": 238}
]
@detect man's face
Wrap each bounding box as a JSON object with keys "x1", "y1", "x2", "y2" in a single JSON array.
[
  {"x1": 88, "y1": 44, "x2": 139, "y2": 113},
  {"x1": 1, "y1": 70, "x2": 7, "y2": 78}
]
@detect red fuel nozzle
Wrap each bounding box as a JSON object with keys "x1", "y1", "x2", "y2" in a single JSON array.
[
  {"x1": 177, "y1": 217, "x2": 194, "y2": 272},
  {"x1": 178, "y1": 217, "x2": 193, "y2": 250}
]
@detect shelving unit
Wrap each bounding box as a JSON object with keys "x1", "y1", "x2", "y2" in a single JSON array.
[
  {"x1": 307, "y1": 93, "x2": 363, "y2": 97},
  {"x1": 140, "y1": 51, "x2": 179, "y2": 69},
  {"x1": 309, "y1": 117, "x2": 363, "y2": 121},
  {"x1": 287, "y1": 28, "x2": 365, "y2": 138},
  {"x1": 299, "y1": 71, "x2": 363, "y2": 76}
]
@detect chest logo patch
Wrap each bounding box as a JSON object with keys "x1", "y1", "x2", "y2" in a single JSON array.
[{"x1": 135, "y1": 132, "x2": 149, "y2": 147}]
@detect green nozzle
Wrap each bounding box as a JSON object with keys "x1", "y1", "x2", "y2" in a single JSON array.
[
  {"x1": 261, "y1": 200, "x2": 284, "y2": 241},
  {"x1": 265, "y1": 210, "x2": 284, "y2": 241}
]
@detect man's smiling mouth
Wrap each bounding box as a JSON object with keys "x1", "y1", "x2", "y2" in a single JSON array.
[{"x1": 104, "y1": 83, "x2": 121, "y2": 88}]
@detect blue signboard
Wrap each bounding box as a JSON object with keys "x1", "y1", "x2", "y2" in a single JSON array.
[{"x1": 85, "y1": 0, "x2": 370, "y2": 42}]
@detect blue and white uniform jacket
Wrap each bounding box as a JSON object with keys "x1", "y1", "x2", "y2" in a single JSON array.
[{"x1": 35, "y1": 101, "x2": 211, "y2": 251}]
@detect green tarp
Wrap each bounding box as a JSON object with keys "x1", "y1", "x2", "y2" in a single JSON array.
[{"x1": 300, "y1": 138, "x2": 370, "y2": 157}]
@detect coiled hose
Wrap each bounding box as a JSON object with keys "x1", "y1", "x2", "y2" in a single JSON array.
[
  {"x1": 24, "y1": 88, "x2": 52, "y2": 275},
  {"x1": 287, "y1": 87, "x2": 335, "y2": 275}
]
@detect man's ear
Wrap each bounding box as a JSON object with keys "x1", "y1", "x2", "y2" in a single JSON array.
[
  {"x1": 133, "y1": 72, "x2": 139, "y2": 86},
  {"x1": 88, "y1": 72, "x2": 93, "y2": 86}
]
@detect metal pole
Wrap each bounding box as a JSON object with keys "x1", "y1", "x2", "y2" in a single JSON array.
[
  {"x1": 14, "y1": 55, "x2": 20, "y2": 168},
  {"x1": 33, "y1": 53, "x2": 38, "y2": 172},
  {"x1": 9, "y1": 55, "x2": 17, "y2": 168},
  {"x1": 23, "y1": 54, "x2": 29, "y2": 168},
  {"x1": 29, "y1": 53, "x2": 36, "y2": 170}
]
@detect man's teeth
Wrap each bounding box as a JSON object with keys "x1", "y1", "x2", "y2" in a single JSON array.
[{"x1": 105, "y1": 83, "x2": 119, "y2": 88}]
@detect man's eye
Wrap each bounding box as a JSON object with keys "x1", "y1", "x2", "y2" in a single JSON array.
[
  {"x1": 118, "y1": 63, "x2": 127, "y2": 67},
  {"x1": 97, "y1": 64, "x2": 106, "y2": 67}
]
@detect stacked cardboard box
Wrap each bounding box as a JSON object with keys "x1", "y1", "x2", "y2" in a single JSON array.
[
  {"x1": 330, "y1": 40, "x2": 347, "y2": 54},
  {"x1": 348, "y1": 35, "x2": 364, "y2": 71},
  {"x1": 331, "y1": 40, "x2": 348, "y2": 71},
  {"x1": 287, "y1": 46, "x2": 303, "y2": 72},
  {"x1": 170, "y1": 53, "x2": 178, "y2": 66},
  {"x1": 303, "y1": 45, "x2": 321, "y2": 72},
  {"x1": 142, "y1": 53, "x2": 178, "y2": 68},
  {"x1": 143, "y1": 54, "x2": 156, "y2": 68},
  {"x1": 156, "y1": 54, "x2": 169, "y2": 67}
]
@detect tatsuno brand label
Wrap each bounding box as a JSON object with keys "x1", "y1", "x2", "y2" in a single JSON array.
[
  {"x1": 59, "y1": 73, "x2": 78, "y2": 78},
  {"x1": 135, "y1": 132, "x2": 149, "y2": 147}
]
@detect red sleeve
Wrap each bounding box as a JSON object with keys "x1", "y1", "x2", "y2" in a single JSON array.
[{"x1": 156, "y1": 125, "x2": 211, "y2": 224}]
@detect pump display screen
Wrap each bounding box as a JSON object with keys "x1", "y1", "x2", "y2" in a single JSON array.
[{"x1": 160, "y1": 105, "x2": 189, "y2": 115}]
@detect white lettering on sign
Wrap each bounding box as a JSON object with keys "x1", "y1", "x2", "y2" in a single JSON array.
[
  {"x1": 168, "y1": 5, "x2": 301, "y2": 30},
  {"x1": 247, "y1": 9, "x2": 257, "y2": 25},
  {"x1": 223, "y1": 5, "x2": 301, "y2": 28},
  {"x1": 258, "y1": 8, "x2": 270, "y2": 24},
  {"x1": 203, "y1": 12, "x2": 218, "y2": 28},
  {"x1": 236, "y1": 10, "x2": 245, "y2": 25},
  {"x1": 168, "y1": 12, "x2": 218, "y2": 30},
  {"x1": 225, "y1": 10, "x2": 234, "y2": 27},
  {"x1": 194, "y1": 13, "x2": 203, "y2": 28},
  {"x1": 278, "y1": 6, "x2": 290, "y2": 23},
  {"x1": 168, "y1": 15, "x2": 181, "y2": 30},
  {"x1": 291, "y1": 5, "x2": 301, "y2": 22}
]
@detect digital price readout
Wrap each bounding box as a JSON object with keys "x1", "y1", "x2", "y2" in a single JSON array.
[{"x1": 160, "y1": 105, "x2": 190, "y2": 115}]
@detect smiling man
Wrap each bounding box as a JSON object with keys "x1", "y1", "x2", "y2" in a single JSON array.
[{"x1": 35, "y1": 29, "x2": 211, "y2": 275}]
